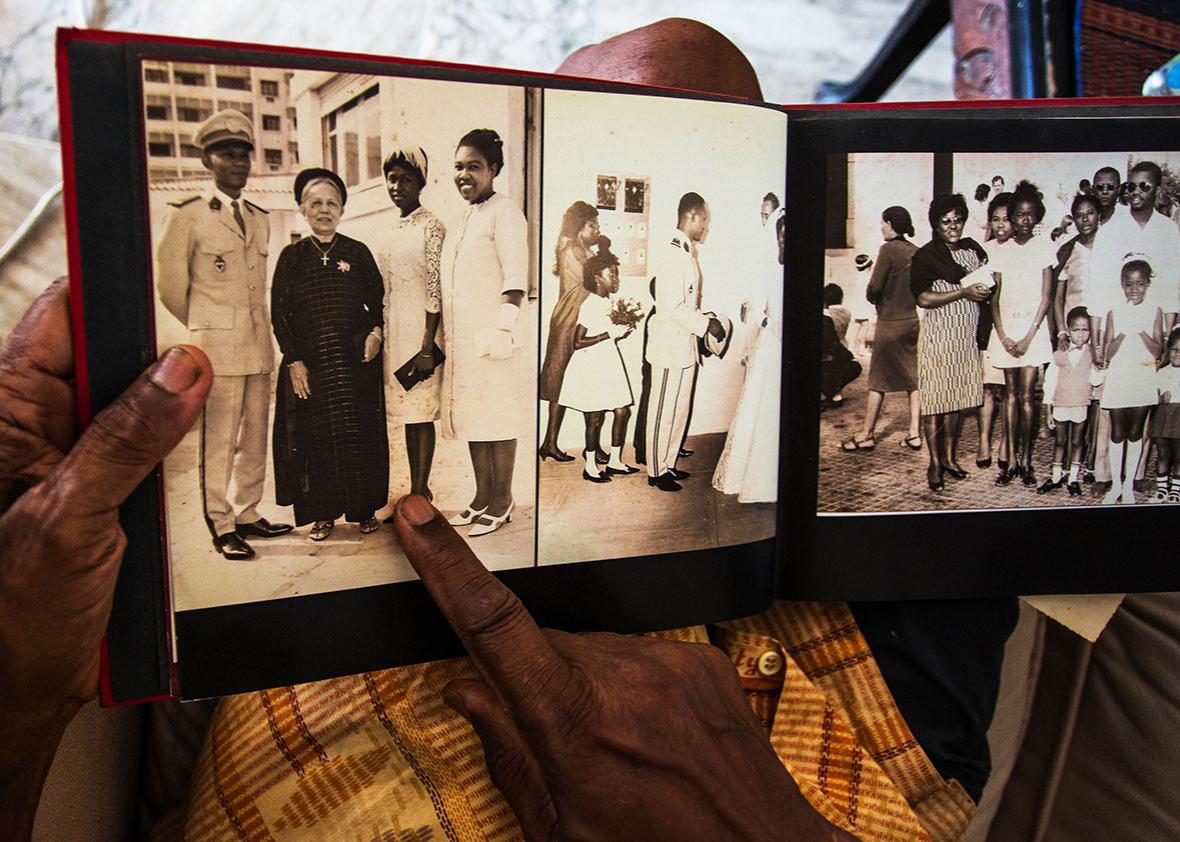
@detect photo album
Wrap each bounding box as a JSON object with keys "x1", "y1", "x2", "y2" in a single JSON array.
[{"x1": 55, "y1": 29, "x2": 1180, "y2": 703}]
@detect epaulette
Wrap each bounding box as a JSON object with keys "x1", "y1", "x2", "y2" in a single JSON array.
[
  {"x1": 244, "y1": 199, "x2": 269, "y2": 215},
  {"x1": 671, "y1": 236, "x2": 688, "y2": 252},
  {"x1": 167, "y1": 194, "x2": 202, "y2": 208}
]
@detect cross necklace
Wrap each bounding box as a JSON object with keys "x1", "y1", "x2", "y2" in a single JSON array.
[{"x1": 310, "y1": 235, "x2": 338, "y2": 266}]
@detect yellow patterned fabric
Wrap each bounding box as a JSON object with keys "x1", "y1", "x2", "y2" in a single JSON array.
[{"x1": 162, "y1": 603, "x2": 972, "y2": 841}]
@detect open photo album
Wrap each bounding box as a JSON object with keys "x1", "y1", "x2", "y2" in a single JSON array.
[{"x1": 55, "y1": 29, "x2": 1180, "y2": 703}]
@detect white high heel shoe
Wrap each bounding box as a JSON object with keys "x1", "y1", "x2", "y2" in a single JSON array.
[
  {"x1": 447, "y1": 504, "x2": 488, "y2": 526},
  {"x1": 468, "y1": 501, "x2": 514, "y2": 537}
]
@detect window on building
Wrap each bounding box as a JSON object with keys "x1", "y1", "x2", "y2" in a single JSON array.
[
  {"x1": 286, "y1": 107, "x2": 298, "y2": 130},
  {"x1": 321, "y1": 85, "x2": 380, "y2": 188},
  {"x1": 260, "y1": 80, "x2": 280, "y2": 97},
  {"x1": 177, "y1": 107, "x2": 202, "y2": 122},
  {"x1": 288, "y1": 142, "x2": 300, "y2": 164},
  {"x1": 175, "y1": 71, "x2": 204, "y2": 86},
  {"x1": 145, "y1": 104, "x2": 169, "y2": 120},
  {"x1": 218, "y1": 101, "x2": 253, "y2": 119},
  {"x1": 262, "y1": 114, "x2": 281, "y2": 132},
  {"x1": 143, "y1": 67, "x2": 169, "y2": 83},
  {"x1": 148, "y1": 141, "x2": 173, "y2": 157},
  {"x1": 264, "y1": 149, "x2": 283, "y2": 169},
  {"x1": 180, "y1": 143, "x2": 202, "y2": 158},
  {"x1": 216, "y1": 74, "x2": 250, "y2": 91}
]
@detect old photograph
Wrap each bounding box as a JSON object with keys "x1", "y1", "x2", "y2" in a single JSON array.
[
  {"x1": 144, "y1": 61, "x2": 539, "y2": 610},
  {"x1": 819, "y1": 150, "x2": 1180, "y2": 514},
  {"x1": 537, "y1": 89, "x2": 785, "y2": 565}
]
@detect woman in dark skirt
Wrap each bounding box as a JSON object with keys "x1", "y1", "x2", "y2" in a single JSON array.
[
  {"x1": 844, "y1": 205, "x2": 921, "y2": 451},
  {"x1": 910, "y1": 194, "x2": 992, "y2": 491},
  {"x1": 272, "y1": 168, "x2": 388, "y2": 540}
]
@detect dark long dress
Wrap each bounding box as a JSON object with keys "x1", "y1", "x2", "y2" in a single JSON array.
[
  {"x1": 538, "y1": 241, "x2": 590, "y2": 402},
  {"x1": 272, "y1": 234, "x2": 388, "y2": 525}
]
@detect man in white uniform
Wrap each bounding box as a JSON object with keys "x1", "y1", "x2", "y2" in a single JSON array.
[
  {"x1": 155, "y1": 109, "x2": 292, "y2": 558},
  {"x1": 643, "y1": 192, "x2": 725, "y2": 492}
]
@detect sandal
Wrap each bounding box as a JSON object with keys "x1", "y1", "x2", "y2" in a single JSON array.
[
  {"x1": 901, "y1": 435, "x2": 922, "y2": 451},
  {"x1": 840, "y1": 436, "x2": 876, "y2": 452},
  {"x1": 310, "y1": 520, "x2": 334, "y2": 541}
]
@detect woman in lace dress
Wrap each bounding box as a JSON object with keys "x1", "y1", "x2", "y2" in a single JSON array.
[
  {"x1": 378, "y1": 145, "x2": 445, "y2": 509},
  {"x1": 712, "y1": 214, "x2": 784, "y2": 503}
]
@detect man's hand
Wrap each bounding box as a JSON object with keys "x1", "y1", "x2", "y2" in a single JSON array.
[
  {"x1": 0, "y1": 280, "x2": 211, "y2": 839},
  {"x1": 391, "y1": 496, "x2": 853, "y2": 841},
  {"x1": 289, "y1": 360, "x2": 311, "y2": 399},
  {"x1": 707, "y1": 316, "x2": 726, "y2": 340}
]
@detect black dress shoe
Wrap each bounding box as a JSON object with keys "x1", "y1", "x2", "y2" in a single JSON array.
[
  {"x1": 236, "y1": 517, "x2": 294, "y2": 538},
  {"x1": 605, "y1": 464, "x2": 639, "y2": 476},
  {"x1": 678, "y1": 447, "x2": 694, "y2": 459},
  {"x1": 582, "y1": 469, "x2": 611, "y2": 483},
  {"x1": 647, "y1": 473, "x2": 683, "y2": 492},
  {"x1": 214, "y1": 532, "x2": 255, "y2": 560},
  {"x1": 668, "y1": 468, "x2": 691, "y2": 480},
  {"x1": 538, "y1": 446, "x2": 574, "y2": 462},
  {"x1": 944, "y1": 465, "x2": 969, "y2": 480}
]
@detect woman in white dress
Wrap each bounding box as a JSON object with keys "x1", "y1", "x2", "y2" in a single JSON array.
[
  {"x1": 558, "y1": 248, "x2": 639, "y2": 482},
  {"x1": 440, "y1": 129, "x2": 530, "y2": 537},
  {"x1": 712, "y1": 214, "x2": 784, "y2": 503},
  {"x1": 379, "y1": 145, "x2": 445, "y2": 510},
  {"x1": 989, "y1": 180, "x2": 1055, "y2": 487}
]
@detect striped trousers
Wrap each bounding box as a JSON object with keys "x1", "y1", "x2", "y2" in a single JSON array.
[{"x1": 645, "y1": 363, "x2": 697, "y2": 479}]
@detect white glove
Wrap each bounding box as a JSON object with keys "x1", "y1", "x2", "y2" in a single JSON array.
[{"x1": 483, "y1": 329, "x2": 514, "y2": 360}]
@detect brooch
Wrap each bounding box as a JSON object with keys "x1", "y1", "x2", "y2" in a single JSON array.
[
  {"x1": 337, "y1": 260, "x2": 350, "y2": 273},
  {"x1": 214, "y1": 255, "x2": 226, "y2": 272}
]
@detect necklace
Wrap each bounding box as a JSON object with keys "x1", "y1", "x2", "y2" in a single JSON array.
[{"x1": 309, "y1": 235, "x2": 337, "y2": 266}]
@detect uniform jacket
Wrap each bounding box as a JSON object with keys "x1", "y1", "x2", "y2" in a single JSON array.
[
  {"x1": 645, "y1": 228, "x2": 711, "y2": 369},
  {"x1": 155, "y1": 191, "x2": 274, "y2": 376}
]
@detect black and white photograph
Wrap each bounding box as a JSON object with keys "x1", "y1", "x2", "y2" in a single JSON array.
[
  {"x1": 818, "y1": 150, "x2": 1180, "y2": 515},
  {"x1": 145, "y1": 62, "x2": 539, "y2": 610},
  {"x1": 536, "y1": 89, "x2": 785, "y2": 565}
]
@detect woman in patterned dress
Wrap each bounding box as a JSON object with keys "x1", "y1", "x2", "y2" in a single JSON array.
[
  {"x1": 272, "y1": 168, "x2": 387, "y2": 540},
  {"x1": 909, "y1": 194, "x2": 992, "y2": 492},
  {"x1": 378, "y1": 145, "x2": 445, "y2": 509}
]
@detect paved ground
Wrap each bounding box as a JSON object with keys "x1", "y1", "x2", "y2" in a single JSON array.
[{"x1": 817, "y1": 350, "x2": 1161, "y2": 514}]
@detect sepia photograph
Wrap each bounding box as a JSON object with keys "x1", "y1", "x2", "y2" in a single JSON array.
[
  {"x1": 536, "y1": 89, "x2": 785, "y2": 565},
  {"x1": 818, "y1": 150, "x2": 1180, "y2": 515},
  {"x1": 144, "y1": 60, "x2": 539, "y2": 610}
]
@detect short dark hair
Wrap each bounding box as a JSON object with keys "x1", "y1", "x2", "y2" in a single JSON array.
[
  {"x1": 1071, "y1": 192, "x2": 1101, "y2": 217},
  {"x1": 991, "y1": 175, "x2": 1004, "y2": 185},
  {"x1": 1011, "y1": 180, "x2": 1047, "y2": 223},
  {"x1": 1093, "y1": 166, "x2": 1120, "y2": 183},
  {"x1": 456, "y1": 128, "x2": 504, "y2": 175},
  {"x1": 823, "y1": 283, "x2": 844, "y2": 305},
  {"x1": 974, "y1": 183, "x2": 991, "y2": 202},
  {"x1": 1066, "y1": 305, "x2": 1090, "y2": 326},
  {"x1": 882, "y1": 205, "x2": 914, "y2": 239},
  {"x1": 1122, "y1": 258, "x2": 1154, "y2": 281},
  {"x1": 762, "y1": 192, "x2": 780, "y2": 209},
  {"x1": 583, "y1": 249, "x2": 620, "y2": 291},
  {"x1": 678, "y1": 192, "x2": 707, "y2": 221},
  {"x1": 1167, "y1": 326, "x2": 1180, "y2": 351},
  {"x1": 987, "y1": 191, "x2": 1013, "y2": 220},
  {"x1": 1130, "y1": 160, "x2": 1162, "y2": 186},
  {"x1": 927, "y1": 193, "x2": 969, "y2": 231}
]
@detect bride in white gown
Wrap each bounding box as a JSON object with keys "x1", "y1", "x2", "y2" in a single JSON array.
[{"x1": 712, "y1": 212, "x2": 784, "y2": 503}]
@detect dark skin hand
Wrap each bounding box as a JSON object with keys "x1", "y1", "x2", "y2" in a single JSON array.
[
  {"x1": 392, "y1": 495, "x2": 854, "y2": 841},
  {"x1": 0, "y1": 280, "x2": 212, "y2": 840}
]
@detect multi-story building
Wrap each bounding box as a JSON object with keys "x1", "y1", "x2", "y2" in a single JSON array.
[{"x1": 141, "y1": 61, "x2": 300, "y2": 181}]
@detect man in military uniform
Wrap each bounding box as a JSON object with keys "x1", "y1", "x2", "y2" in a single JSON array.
[
  {"x1": 643, "y1": 192, "x2": 726, "y2": 492},
  {"x1": 155, "y1": 109, "x2": 292, "y2": 559}
]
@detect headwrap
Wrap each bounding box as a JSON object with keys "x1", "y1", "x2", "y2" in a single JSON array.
[{"x1": 382, "y1": 143, "x2": 429, "y2": 185}]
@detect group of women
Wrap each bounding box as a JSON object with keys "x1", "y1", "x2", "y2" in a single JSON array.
[
  {"x1": 845, "y1": 180, "x2": 1117, "y2": 494},
  {"x1": 271, "y1": 128, "x2": 528, "y2": 541}
]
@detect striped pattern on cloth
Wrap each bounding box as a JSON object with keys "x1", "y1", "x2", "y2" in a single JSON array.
[{"x1": 160, "y1": 605, "x2": 971, "y2": 841}]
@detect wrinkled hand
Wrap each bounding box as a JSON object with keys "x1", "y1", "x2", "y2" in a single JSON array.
[
  {"x1": 0, "y1": 280, "x2": 211, "y2": 838},
  {"x1": 363, "y1": 331, "x2": 382, "y2": 363},
  {"x1": 390, "y1": 496, "x2": 851, "y2": 841},
  {"x1": 289, "y1": 360, "x2": 311, "y2": 399}
]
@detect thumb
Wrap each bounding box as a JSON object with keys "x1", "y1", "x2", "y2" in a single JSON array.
[
  {"x1": 52, "y1": 345, "x2": 211, "y2": 518},
  {"x1": 443, "y1": 678, "x2": 558, "y2": 841}
]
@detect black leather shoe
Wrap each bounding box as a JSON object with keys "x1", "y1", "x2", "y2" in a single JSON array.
[
  {"x1": 647, "y1": 473, "x2": 683, "y2": 492},
  {"x1": 214, "y1": 532, "x2": 255, "y2": 560},
  {"x1": 678, "y1": 447, "x2": 694, "y2": 459},
  {"x1": 669, "y1": 468, "x2": 691, "y2": 480},
  {"x1": 236, "y1": 517, "x2": 294, "y2": 538},
  {"x1": 582, "y1": 469, "x2": 611, "y2": 483},
  {"x1": 604, "y1": 464, "x2": 639, "y2": 476}
]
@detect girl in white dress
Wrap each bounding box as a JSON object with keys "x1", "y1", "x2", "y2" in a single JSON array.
[
  {"x1": 1100, "y1": 257, "x2": 1163, "y2": 504},
  {"x1": 713, "y1": 214, "x2": 783, "y2": 503},
  {"x1": 989, "y1": 180, "x2": 1055, "y2": 487},
  {"x1": 378, "y1": 145, "x2": 445, "y2": 509},
  {"x1": 558, "y1": 249, "x2": 638, "y2": 482}
]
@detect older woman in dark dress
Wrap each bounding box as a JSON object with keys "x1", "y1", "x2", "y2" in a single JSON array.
[
  {"x1": 843, "y1": 205, "x2": 920, "y2": 451},
  {"x1": 272, "y1": 168, "x2": 388, "y2": 540},
  {"x1": 910, "y1": 194, "x2": 992, "y2": 491}
]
